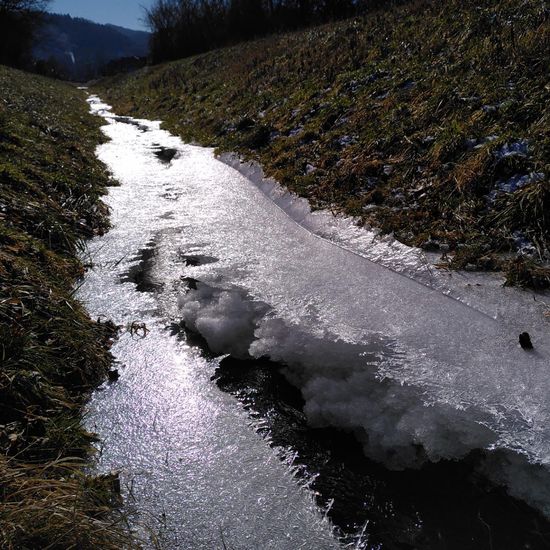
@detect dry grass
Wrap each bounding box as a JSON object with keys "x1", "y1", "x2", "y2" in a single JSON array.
[
  {"x1": 0, "y1": 66, "x2": 134, "y2": 547},
  {"x1": 0, "y1": 457, "x2": 132, "y2": 550}
]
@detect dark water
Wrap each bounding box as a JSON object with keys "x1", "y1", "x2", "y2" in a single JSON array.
[{"x1": 212, "y1": 355, "x2": 550, "y2": 550}]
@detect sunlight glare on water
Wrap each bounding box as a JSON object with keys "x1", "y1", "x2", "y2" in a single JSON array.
[{"x1": 78, "y1": 98, "x2": 342, "y2": 549}]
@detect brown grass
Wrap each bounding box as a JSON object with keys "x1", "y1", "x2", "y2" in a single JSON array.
[{"x1": 0, "y1": 457, "x2": 132, "y2": 550}]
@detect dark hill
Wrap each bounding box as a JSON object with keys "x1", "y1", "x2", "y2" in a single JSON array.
[{"x1": 33, "y1": 13, "x2": 149, "y2": 81}]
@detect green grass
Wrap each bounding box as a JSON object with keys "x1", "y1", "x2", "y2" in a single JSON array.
[
  {"x1": 96, "y1": 0, "x2": 549, "y2": 287},
  {"x1": 0, "y1": 65, "x2": 133, "y2": 548}
]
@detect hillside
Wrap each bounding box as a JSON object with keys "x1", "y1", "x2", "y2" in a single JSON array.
[
  {"x1": 34, "y1": 13, "x2": 149, "y2": 80},
  {"x1": 0, "y1": 66, "x2": 129, "y2": 548},
  {"x1": 96, "y1": 0, "x2": 549, "y2": 287}
]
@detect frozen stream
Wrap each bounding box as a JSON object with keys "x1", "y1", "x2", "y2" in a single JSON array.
[
  {"x1": 79, "y1": 96, "x2": 550, "y2": 547},
  {"x1": 79, "y1": 101, "x2": 342, "y2": 548}
]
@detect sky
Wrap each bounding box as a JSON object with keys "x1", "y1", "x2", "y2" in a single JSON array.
[{"x1": 48, "y1": 0, "x2": 154, "y2": 31}]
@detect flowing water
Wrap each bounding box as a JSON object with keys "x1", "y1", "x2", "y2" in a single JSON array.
[{"x1": 78, "y1": 96, "x2": 550, "y2": 548}]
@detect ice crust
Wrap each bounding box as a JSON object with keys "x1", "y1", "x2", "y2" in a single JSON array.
[
  {"x1": 88, "y1": 97, "x2": 550, "y2": 515},
  {"x1": 81, "y1": 97, "x2": 341, "y2": 548},
  {"x1": 179, "y1": 282, "x2": 498, "y2": 468},
  {"x1": 219, "y1": 153, "x2": 438, "y2": 287}
]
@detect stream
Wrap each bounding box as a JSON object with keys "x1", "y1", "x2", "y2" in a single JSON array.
[{"x1": 78, "y1": 96, "x2": 550, "y2": 549}]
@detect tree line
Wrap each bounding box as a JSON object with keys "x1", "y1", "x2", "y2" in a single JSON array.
[
  {"x1": 0, "y1": 0, "x2": 50, "y2": 69},
  {"x1": 146, "y1": 0, "x2": 391, "y2": 63},
  {"x1": 0, "y1": 0, "x2": 399, "y2": 76}
]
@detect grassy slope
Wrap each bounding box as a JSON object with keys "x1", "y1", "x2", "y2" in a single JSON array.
[
  {"x1": 0, "y1": 66, "x2": 130, "y2": 548},
  {"x1": 97, "y1": 0, "x2": 549, "y2": 286}
]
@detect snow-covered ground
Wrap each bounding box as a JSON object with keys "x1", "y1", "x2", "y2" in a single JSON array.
[{"x1": 82, "y1": 96, "x2": 550, "y2": 525}]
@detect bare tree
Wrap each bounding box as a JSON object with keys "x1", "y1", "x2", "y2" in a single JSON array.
[
  {"x1": 0, "y1": 0, "x2": 49, "y2": 11},
  {"x1": 144, "y1": 0, "x2": 181, "y2": 63},
  {"x1": 0, "y1": 0, "x2": 51, "y2": 67}
]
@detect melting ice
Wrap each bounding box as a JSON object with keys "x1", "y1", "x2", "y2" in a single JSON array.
[{"x1": 83, "y1": 96, "x2": 550, "y2": 520}]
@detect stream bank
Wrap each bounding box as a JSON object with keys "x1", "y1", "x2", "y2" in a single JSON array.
[
  {"x1": 95, "y1": 0, "x2": 550, "y2": 286},
  {"x1": 0, "y1": 67, "x2": 130, "y2": 549}
]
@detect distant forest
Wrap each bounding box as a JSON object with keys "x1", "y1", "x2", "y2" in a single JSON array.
[
  {"x1": 0, "y1": 0, "x2": 49, "y2": 68},
  {"x1": 0, "y1": 0, "x2": 405, "y2": 78},
  {"x1": 146, "y1": 0, "x2": 399, "y2": 63},
  {"x1": 0, "y1": 1, "x2": 148, "y2": 79},
  {"x1": 33, "y1": 14, "x2": 149, "y2": 80}
]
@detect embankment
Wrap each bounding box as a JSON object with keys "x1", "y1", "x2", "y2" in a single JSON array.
[
  {"x1": 96, "y1": 0, "x2": 549, "y2": 285},
  {"x1": 0, "y1": 66, "x2": 130, "y2": 548}
]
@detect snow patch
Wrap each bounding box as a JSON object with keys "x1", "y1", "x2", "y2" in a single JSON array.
[
  {"x1": 487, "y1": 172, "x2": 544, "y2": 203},
  {"x1": 495, "y1": 139, "x2": 529, "y2": 159}
]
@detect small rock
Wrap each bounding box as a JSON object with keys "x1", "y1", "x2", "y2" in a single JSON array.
[
  {"x1": 422, "y1": 239, "x2": 440, "y2": 252},
  {"x1": 519, "y1": 332, "x2": 533, "y2": 350},
  {"x1": 235, "y1": 117, "x2": 255, "y2": 131},
  {"x1": 374, "y1": 91, "x2": 390, "y2": 100},
  {"x1": 398, "y1": 79, "x2": 416, "y2": 90},
  {"x1": 108, "y1": 369, "x2": 120, "y2": 382},
  {"x1": 288, "y1": 126, "x2": 303, "y2": 137}
]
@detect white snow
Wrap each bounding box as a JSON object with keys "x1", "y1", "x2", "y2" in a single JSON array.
[
  {"x1": 487, "y1": 172, "x2": 544, "y2": 204},
  {"x1": 496, "y1": 172, "x2": 544, "y2": 193},
  {"x1": 495, "y1": 139, "x2": 530, "y2": 159}
]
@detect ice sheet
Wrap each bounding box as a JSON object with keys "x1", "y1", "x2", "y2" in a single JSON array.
[{"x1": 86, "y1": 96, "x2": 550, "y2": 516}]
